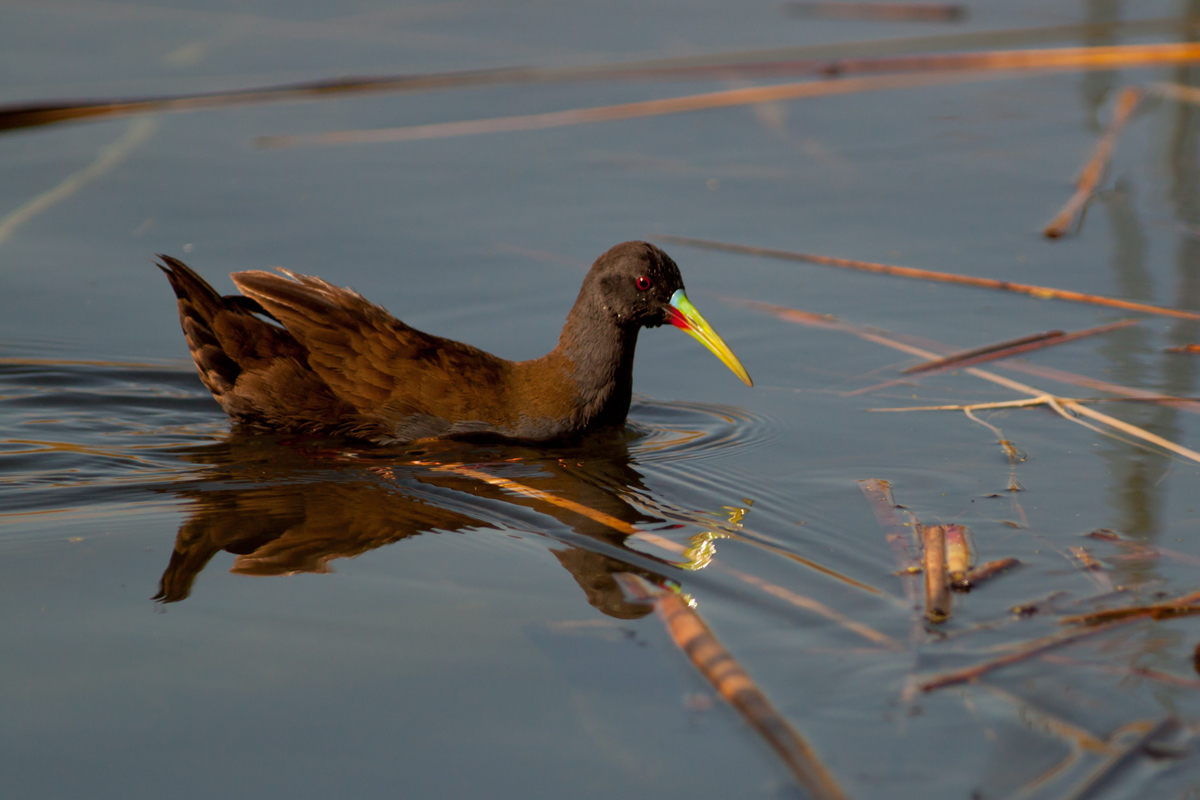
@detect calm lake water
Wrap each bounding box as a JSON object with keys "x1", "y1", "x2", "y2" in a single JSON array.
[{"x1": 5, "y1": 1, "x2": 1200, "y2": 797}]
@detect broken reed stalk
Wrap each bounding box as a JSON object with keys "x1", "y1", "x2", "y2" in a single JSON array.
[
  {"x1": 257, "y1": 43, "x2": 1200, "y2": 147},
  {"x1": 900, "y1": 320, "x2": 1139, "y2": 375},
  {"x1": 954, "y1": 557, "x2": 1021, "y2": 591},
  {"x1": 744, "y1": 300, "x2": 1200, "y2": 465},
  {"x1": 944, "y1": 525, "x2": 971, "y2": 586},
  {"x1": 614, "y1": 574, "x2": 851, "y2": 800},
  {"x1": 786, "y1": 1, "x2": 966, "y2": 22},
  {"x1": 671, "y1": 237, "x2": 1200, "y2": 322},
  {"x1": 436, "y1": 463, "x2": 901, "y2": 648},
  {"x1": 1043, "y1": 86, "x2": 1144, "y2": 238},
  {"x1": 924, "y1": 525, "x2": 951, "y2": 623}
]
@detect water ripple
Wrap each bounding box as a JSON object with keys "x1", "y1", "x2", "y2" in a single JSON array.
[{"x1": 626, "y1": 397, "x2": 775, "y2": 464}]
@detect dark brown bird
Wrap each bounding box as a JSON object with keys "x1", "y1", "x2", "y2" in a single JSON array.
[{"x1": 158, "y1": 241, "x2": 751, "y2": 443}]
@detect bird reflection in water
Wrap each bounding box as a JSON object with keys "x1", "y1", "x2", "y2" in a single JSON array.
[{"x1": 155, "y1": 429, "x2": 681, "y2": 619}]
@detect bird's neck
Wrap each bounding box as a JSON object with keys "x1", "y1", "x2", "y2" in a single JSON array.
[{"x1": 552, "y1": 300, "x2": 639, "y2": 428}]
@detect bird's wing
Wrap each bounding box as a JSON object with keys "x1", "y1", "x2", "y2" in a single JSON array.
[{"x1": 231, "y1": 269, "x2": 515, "y2": 431}]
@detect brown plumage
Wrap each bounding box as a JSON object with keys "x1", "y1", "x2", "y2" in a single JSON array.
[{"x1": 158, "y1": 241, "x2": 749, "y2": 443}]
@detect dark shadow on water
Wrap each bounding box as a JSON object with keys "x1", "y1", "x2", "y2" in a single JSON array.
[{"x1": 154, "y1": 426, "x2": 685, "y2": 619}]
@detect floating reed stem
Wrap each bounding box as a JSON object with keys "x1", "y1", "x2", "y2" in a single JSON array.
[
  {"x1": 256, "y1": 71, "x2": 977, "y2": 147},
  {"x1": 8, "y1": 39, "x2": 1200, "y2": 136},
  {"x1": 924, "y1": 525, "x2": 951, "y2": 623},
  {"x1": 1043, "y1": 86, "x2": 1143, "y2": 238},
  {"x1": 918, "y1": 616, "x2": 1141, "y2": 691},
  {"x1": 921, "y1": 586, "x2": 1200, "y2": 691},
  {"x1": 1059, "y1": 587, "x2": 1200, "y2": 626},
  {"x1": 673, "y1": 237, "x2": 1200, "y2": 322},
  {"x1": 786, "y1": 1, "x2": 966, "y2": 22},
  {"x1": 614, "y1": 574, "x2": 850, "y2": 800},
  {"x1": 900, "y1": 320, "x2": 1138, "y2": 374},
  {"x1": 259, "y1": 43, "x2": 1200, "y2": 147}
]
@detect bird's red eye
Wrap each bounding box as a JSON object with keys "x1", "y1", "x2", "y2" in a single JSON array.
[{"x1": 635, "y1": 276, "x2": 651, "y2": 291}]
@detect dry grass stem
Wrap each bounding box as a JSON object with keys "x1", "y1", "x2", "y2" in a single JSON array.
[
  {"x1": 871, "y1": 396, "x2": 1200, "y2": 412},
  {"x1": 786, "y1": 1, "x2": 966, "y2": 22},
  {"x1": 924, "y1": 524, "x2": 951, "y2": 622},
  {"x1": 614, "y1": 574, "x2": 851, "y2": 800},
  {"x1": 1064, "y1": 401, "x2": 1200, "y2": 461},
  {"x1": 679, "y1": 237, "x2": 1200, "y2": 321},
  {"x1": 900, "y1": 320, "x2": 1138, "y2": 374},
  {"x1": 995, "y1": 360, "x2": 1200, "y2": 415},
  {"x1": 745, "y1": 301, "x2": 1200, "y2": 464},
  {"x1": 1043, "y1": 87, "x2": 1144, "y2": 238}
]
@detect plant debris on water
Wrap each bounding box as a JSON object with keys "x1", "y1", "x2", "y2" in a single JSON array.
[{"x1": 5, "y1": 3, "x2": 1200, "y2": 799}]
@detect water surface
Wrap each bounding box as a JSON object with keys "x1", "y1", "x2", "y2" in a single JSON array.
[{"x1": 5, "y1": 1, "x2": 1200, "y2": 797}]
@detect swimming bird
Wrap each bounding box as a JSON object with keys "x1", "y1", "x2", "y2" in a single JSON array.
[{"x1": 158, "y1": 241, "x2": 751, "y2": 443}]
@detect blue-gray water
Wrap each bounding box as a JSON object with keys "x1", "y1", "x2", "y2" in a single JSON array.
[{"x1": 5, "y1": 1, "x2": 1200, "y2": 797}]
